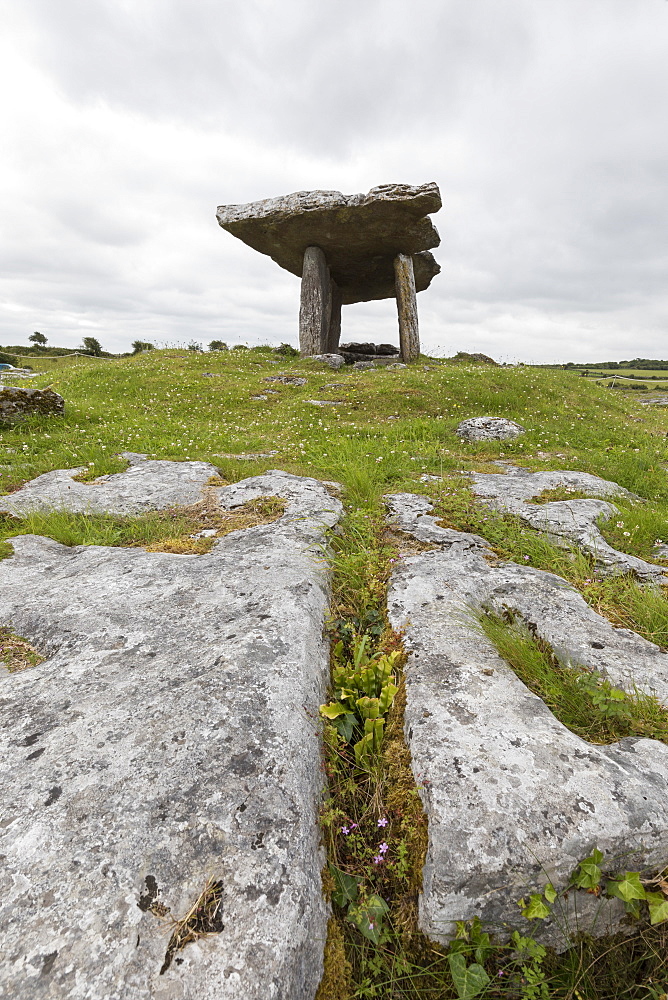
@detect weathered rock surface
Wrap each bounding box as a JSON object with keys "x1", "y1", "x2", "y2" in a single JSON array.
[
  {"x1": 385, "y1": 493, "x2": 668, "y2": 948},
  {"x1": 0, "y1": 386, "x2": 65, "y2": 424},
  {"x1": 307, "y1": 354, "x2": 345, "y2": 369},
  {"x1": 263, "y1": 376, "x2": 307, "y2": 386},
  {"x1": 216, "y1": 183, "x2": 441, "y2": 304},
  {"x1": 0, "y1": 470, "x2": 343, "y2": 999},
  {"x1": 0, "y1": 453, "x2": 219, "y2": 516},
  {"x1": 469, "y1": 466, "x2": 668, "y2": 582},
  {"x1": 455, "y1": 416, "x2": 525, "y2": 441}
]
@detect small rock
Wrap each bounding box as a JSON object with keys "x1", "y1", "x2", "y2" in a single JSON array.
[
  {"x1": 0, "y1": 386, "x2": 65, "y2": 424},
  {"x1": 216, "y1": 451, "x2": 279, "y2": 461},
  {"x1": 251, "y1": 394, "x2": 268, "y2": 400},
  {"x1": 308, "y1": 354, "x2": 345, "y2": 369},
  {"x1": 264, "y1": 376, "x2": 307, "y2": 386},
  {"x1": 190, "y1": 528, "x2": 218, "y2": 538},
  {"x1": 455, "y1": 416, "x2": 526, "y2": 441},
  {"x1": 387, "y1": 363, "x2": 407, "y2": 369},
  {"x1": 352, "y1": 361, "x2": 376, "y2": 371},
  {"x1": 305, "y1": 399, "x2": 343, "y2": 406},
  {"x1": 420, "y1": 474, "x2": 443, "y2": 482}
]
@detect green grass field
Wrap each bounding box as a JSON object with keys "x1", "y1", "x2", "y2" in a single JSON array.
[{"x1": 2, "y1": 347, "x2": 668, "y2": 998}]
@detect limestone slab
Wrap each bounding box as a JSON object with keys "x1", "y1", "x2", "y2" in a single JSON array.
[
  {"x1": 0, "y1": 471, "x2": 343, "y2": 999},
  {"x1": 216, "y1": 183, "x2": 441, "y2": 304},
  {"x1": 0, "y1": 453, "x2": 219, "y2": 517},
  {"x1": 385, "y1": 493, "x2": 668, "y2": 948},
  {"x1": 469, "y1": 466, "x2": 668, "y2": 583}
]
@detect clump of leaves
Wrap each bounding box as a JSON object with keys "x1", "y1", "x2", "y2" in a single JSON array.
[{"x1": 320, "y1": 633, "x2": 400, "y2": 767}]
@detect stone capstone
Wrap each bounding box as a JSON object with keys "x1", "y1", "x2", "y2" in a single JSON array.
[
  {"x1": 0, "y1": 386, "x2": 65, "y2": 424},
  {"x1": 469, "y1": 466, "x2": 668, "y2": 583},
  {"x1": 455, "y1": 416, "x2": 525, "y2": 441},
  {"x1": 216, "y1": 183, "x2": 441, "y2": 304},
  {"x1": 0, "y1": 469, "x2": 343, "y2": 999},
  {"x1": 385, "y1": 492, "x2": 668, "y2": 949},
  {"x1": 0, "y1": 453, "x2": 220, "y2": 516}
]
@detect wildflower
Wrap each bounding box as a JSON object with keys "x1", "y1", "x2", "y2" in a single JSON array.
[
  {"x1": 341, "y1": 826, "x2": 350, "y2": 835},
  {"x1": 377, "y1": 817, "x2": 388, "y2": 827},
  {"x1": 616, "y1": 522, "x2": 624, "y2": 528},
  {"x1": 368, "y1": 922, "x2": 374, "y2": 930},
  {"x1": 523, "y1": 555, "x2": 529, "y2": 561},
  {"x1": 623, "y1": 531, "x2": 631, "y2": 537},
  {"x1": 379, "y1": 843, "x2": 389, "y2": 854},
  {"x1": 373, "y1": 855, "x2": 384, "y2": 864}
]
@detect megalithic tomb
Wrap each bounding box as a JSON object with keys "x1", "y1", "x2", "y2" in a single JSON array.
[{"x1": 216, "y1": 183, "x2": 441, "y2": 362}]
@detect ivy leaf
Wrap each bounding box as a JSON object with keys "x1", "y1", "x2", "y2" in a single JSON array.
[
  {"x1": 645, "y1": 892, "x2": 668, "y2": 926},
  {"x1": 570, "y1": 849, "x2": 604, "y2": 889},
  {"x1": 521, "y1": 893, "x2": 551, "y2": 920},
  {"x1": 605, "y1": 872, "x2": 646, "y2": 903},
  {"x1": 329, "y1": 865, "x2": 360, "y2": 908},
  {"x1": 447, "y1": 953, "x2": 491, "y2": 999},
  {"x1": 543, "y1": 883, "x2": 557, "y2": 904}
]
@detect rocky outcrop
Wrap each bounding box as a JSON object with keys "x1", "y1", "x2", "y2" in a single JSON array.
[
  {"x1": 455, "y1": 416, "x2": 525, "y2": 441},
  {"x1": 216, "y1": 183, "x2": 441, "y2": 305},
  {"x1": 469, "y1": 466, "x2": 668, "y2": 582},
  {"x1": 0, "y1": 386, "x2": 64, "y2": 424},
  {"x1": 0, "y1": 470, "x2": 342, "y2": 999},
  {"x1": 385, "y1": 493, "x2": 668, "y2": 949}
]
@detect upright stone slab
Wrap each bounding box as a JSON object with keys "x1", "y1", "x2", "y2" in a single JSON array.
[
  {"x1": 299, "y1": 246, "x2": 331, "y2": 356},
  {"x1": 325, "y1": 281, "x2": 342, "y2": 353},
  {"x1": 0, "y1": 469, "x2": 342, "y2": 999},
  {"x1": 385, "y1": 493, "x2": 668, "y2": 949},
  {"x1": 394, "y1": 254, "x2": 420, "y2": 362}
]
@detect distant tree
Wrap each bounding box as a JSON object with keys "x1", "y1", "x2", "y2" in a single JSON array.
[
  {"x1": 187, "y1": 341, "x2": 203, "y2": 352},
  {"x1": 208, "y1": 340, "x2": 228, "y2": 351},
  {"x1": 132, "y1": 340, "x2": 155, "y2": 354},
  {"x1": 29, "y1": 331, "x2": 47, "y2": 346},
  {"x1": 81, "y1": 336, "x2": 102, "y2": 356}
]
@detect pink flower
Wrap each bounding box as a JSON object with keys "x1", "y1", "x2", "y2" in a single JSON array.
[
  {"x1": 341, "y1": 826, "x2": 350, "y2": 835},
  {"x1": 379, "y1": 843, "x2": 389, "y2": 854},
  {"x1": 373, "y1": 855, "x2": 384, "y2": 864},
  {"x1": 377, "y1": 817, "x2": 388, "y2": 828}
]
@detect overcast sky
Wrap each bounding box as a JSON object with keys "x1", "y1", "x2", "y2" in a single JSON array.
[{"x1": 1, "y1": 0, "x2": 667, "y2": 363}]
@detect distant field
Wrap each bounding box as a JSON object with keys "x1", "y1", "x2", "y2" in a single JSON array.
[
  {"x1": 578, "y1": 369, "x2": 668, "y2": 382},
  {"x1": 17, "y1": 354, "x2": 113, "y2": 374}
]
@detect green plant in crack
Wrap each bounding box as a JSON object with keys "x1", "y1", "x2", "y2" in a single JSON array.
[{"x1": 320, "y1": 633, "x2": 400, "y2": 766}]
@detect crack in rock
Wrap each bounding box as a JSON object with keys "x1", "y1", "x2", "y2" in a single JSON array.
[{"x1": 385, "y1": 492, "x2": 668, "y2": 949}]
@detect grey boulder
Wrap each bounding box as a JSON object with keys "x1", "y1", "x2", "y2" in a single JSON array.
[
  {"x1": 455, "y1": 416, "x2": 525, "y2": 441},
  {"x1": 0, "y1": 386, "x2": 65, "y2": 424}
]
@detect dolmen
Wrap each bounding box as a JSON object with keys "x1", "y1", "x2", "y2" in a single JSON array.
[{"x1": 216, "y1": 183, "x2": 441, "y2": 362}]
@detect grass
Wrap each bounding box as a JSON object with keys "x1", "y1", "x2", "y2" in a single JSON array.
[
  {"x1": 0, "y1": 496, "x2": 285, "y2": 556},
  {"x1": 476, "y1": 610, "x2": 668, "y2": 745},
  {"x1": 0, "y1": 626, "x2": 45, "y2": 672},
  {"x1": 3, "y1": 346, "x2": 668, "y2": 997}
]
